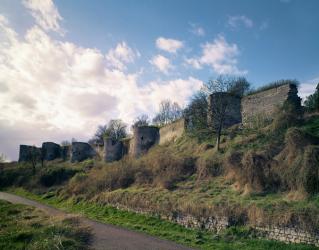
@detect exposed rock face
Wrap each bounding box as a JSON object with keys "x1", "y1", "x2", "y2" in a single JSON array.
[
  {"x1": 129, "y1": 126, "x2": 159, "y2": 157},
  {"x1": 241, "y1": 83, "x2": 301, "y2": 126},
  {"x1": 104, "y1": 137, "x2": 123, "y2": 162},
  {"x1": 159, "y1": 118, "x2": 185, "y2": 145},
  {"x1": 18, "y1": 145, "x2": 42, "y2": 162},
  {"x1": 71, "y1": 142, "x2": 96, "y2": 162},
  {"x1": 42, "y1": 142, "x2": 61, "y2": 161}
]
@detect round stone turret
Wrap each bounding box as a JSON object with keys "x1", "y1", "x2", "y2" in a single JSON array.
[
  {"x1": 103, "y1": 137, "x2": 123, "y2": 162},
  {"x1": 42, "y1": 142, "x2": 61, "y2": 161},
  {"x1": 130, "y1": 126, "x2": 159, "y2": 157},
  {"x1": 71, "y1": 142, "x2": 96, "y2": 162}
]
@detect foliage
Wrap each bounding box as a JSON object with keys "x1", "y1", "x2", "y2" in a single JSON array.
[
  {"x1": 132, "y1": 114, "x2": 149, "y2": 128},
  {"x1": 246, "y1": 79, "x2": 299, "y2": 96},
  {"x1": 10, "y1": 189, "x2": 317, "y2": 250},
  {"x1": 39, "y1": 167, "x2": 78, "y2": 187},
  {"x1": 152, "y1": 100, "x2": 183, "y2": 126},
  {"x1": 90, "y1": 119, "x2": 127, "y2": 144},
  {"x1": 60, "y1": 140, "x2": 71, "y2": 146},
  {"x1": 304, "y1": 83, "x2": 319, "y2": 112},
  {"x1": 184, "y1": 91, "x2": 208, "y2": 131},
  {"x1": 0, "y1": 200, "x2": 91, "y2": 250}
]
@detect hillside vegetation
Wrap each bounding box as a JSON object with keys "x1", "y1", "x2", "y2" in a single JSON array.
[
  {"x1": 0, "y1": 200, "x2": 91, "y2": 250},
  {"x1": 1, "y1": 110, "x2": 319, "y2": 249}
]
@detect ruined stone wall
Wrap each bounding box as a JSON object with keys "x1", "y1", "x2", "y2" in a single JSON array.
[
  {"x1": 241, "y1": 84, "x2": 299, "y2": 126},
  {"x1": 71, "y1": 142, "x2": 96, "y2": 162},
  {"x1": 42, "y1": 142, "x2": 61, "y2": 161},
  {"x1": 129, "y1": 126, "x2": 159, "y2": 157},
  {"x1": 105, "y1": 201, "x2": 319, "y2": 247},
  {"x1": 60, "y1": 145, "x2": 70, "y2": 161},
  {"x1": 18, "y1": 145, "x2": 42, "y2": 162},
  {"x1": 104, "y1": 138, "x2": 123, "y2": 162},
  {"x1": 208, "y1": 92, "x2": 242, "y2": 128},
  {"x1": 159, "y1": 119, "x2": 185, "y2": 145}
]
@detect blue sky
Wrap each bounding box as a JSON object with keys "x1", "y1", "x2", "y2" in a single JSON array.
[{"x1": 0, "y1": 0, "x2": 318, "y2": 160}]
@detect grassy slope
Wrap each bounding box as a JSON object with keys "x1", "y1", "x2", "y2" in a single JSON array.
[
  {"x1": 1, "y1": 115, "x2": 318, "y2": 250},
  {"x1": 0, "y1": 199, "x2": 91, "y2": 250},
  {"x1": 7, "y1": 188, "x2": 317, "y2": 250}
]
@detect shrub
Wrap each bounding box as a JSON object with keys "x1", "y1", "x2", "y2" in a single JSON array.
[{"x1": 39, "y1": 167, "x2": 78, "y2": 187}]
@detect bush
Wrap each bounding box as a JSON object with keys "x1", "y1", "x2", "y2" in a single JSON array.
[{"x1": 39, "y1": 167, "x2": 78, "y2": 187}]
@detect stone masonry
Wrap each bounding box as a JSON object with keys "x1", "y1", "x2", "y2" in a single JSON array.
[
  {"x1": 129, "y1": 126, "x2": 159, "y2": 157},
  {"x1": 41, "y1": 142, "x2": 61, "y2": 161},
  {"x1": 70, "y1": 142, "x2": 96, "y2": 162},
  {"x1": 159, "y1": 118, "x2": 185, "y2": 145},
  {"x1": 241, "y1": 83, "x2": 300, "y2": 126}
]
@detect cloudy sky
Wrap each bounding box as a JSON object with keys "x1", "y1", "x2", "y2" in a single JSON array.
[{"x1": 0, "y1": 0, "x2": 318, "y2": 161}]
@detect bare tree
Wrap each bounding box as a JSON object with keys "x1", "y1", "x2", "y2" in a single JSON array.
[
  {"x1": 107, "y1": 119, "x2": 127, "y2": 141},
  {"x1": 205, "y1": 75, "x2": 249, "y2": 151},
  {"x1": 132, "y1": 114, "x2": 149, "y2": 128},
  {"x1": 152, "y1": 100, "x2": 183, "y2": 126},
  {"x1": 61, "y1": 140, "x2": 71, "y2": 146},
  {"x1": 28, "y1": 146, "x2": 39, "y2": 174},
  {"x1": 184, "y1": 91, "x2": 208, "y2": 130}
]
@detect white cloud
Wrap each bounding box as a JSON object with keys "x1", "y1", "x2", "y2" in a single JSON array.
[
  {"x1": 0, "y1": 14, "x2": 202, "y2": 160},
  {"x1": 299, "y1": 78, "x2": 319, "y2": 101},
  {"x1": 156, "y1": 37, "x2": 183, "y2": 53},
  {"x1": 23, "y1": 0, "x2": 64, "y2": 35},
  {"x1": 185, "y1": 58, "x2": 202, "y2": 69},
  {"x1": 228, "y1": 15, "x2": 254, "y2": 29},
  {"x1": 149, "y1": 54, "x2": 172, "y2": 74},
  {"x1": 185, "y1": 35, "x2": 247, "y2": 75},
  {"x1": 190, "y1": 23, "x2": 205, "y2": 36},
  {"x1": 105, "y1": 42, "x2": 140, "y2": 70}
]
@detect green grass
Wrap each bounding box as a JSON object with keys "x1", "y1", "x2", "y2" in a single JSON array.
[
  {"x1": 6, "y1": 188, "x2": 318, "y2": 250},
  {"x1": 0, "y1": 199, "x2": 91, "y2": 250},
  {"x1": 301, "y1": 115, "x2": 319, "y2": 137}
]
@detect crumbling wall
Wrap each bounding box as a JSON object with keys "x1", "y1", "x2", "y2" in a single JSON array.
[
  {"x1": 104, "y1": 138, "x2": 123, "y2": 162},
  {"x1": 129, "y1": 126, "x2": 159, "y2": 157},
  {"x1": 60, "y1": 145, "x2": 70, "y2": 161},
  {"x1": 159, "y1": 119, "x2": 185, "y2": 145},
  {"x1": 18, "y1": 145, "x2": 41, "y2": 162},
  {"x1": 241, "y1": 84, "x2": 300, "y2": 126},
  {"x1": 42, "y1": 142, "x2": 61, "y2": 161},
  {"x1": 71, "y1": 142, "x2": 96, "y2": 162},
  {"x1": 207, "y1": 92, "x2": 242, "y2": 129}
]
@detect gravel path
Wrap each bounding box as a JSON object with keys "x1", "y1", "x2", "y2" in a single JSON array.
[{"x1": 0, "y1": 191, "x2": 194, "y2": 250}]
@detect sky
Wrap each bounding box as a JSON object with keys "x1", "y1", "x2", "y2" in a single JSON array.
[{"x1": 0, "y1": 0, "x2": 318, "y2": 161}]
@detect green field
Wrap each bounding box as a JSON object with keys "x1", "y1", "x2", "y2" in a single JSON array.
[{"x1": 0, "y1": 199, "x2": 91, "y2": 250}]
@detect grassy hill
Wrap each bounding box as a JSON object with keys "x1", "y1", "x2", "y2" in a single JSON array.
[{"x1": 1, "y1": 112, "x2": 319, "y2": 249}]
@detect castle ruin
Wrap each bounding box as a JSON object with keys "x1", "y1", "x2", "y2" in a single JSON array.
[{"x1": 18, "y1": 83, "x2": 301, "y2": 164}]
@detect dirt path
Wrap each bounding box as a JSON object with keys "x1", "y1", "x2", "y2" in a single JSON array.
[{"x1": 0, "y1": 192, "x2": 194, "y2": 250}]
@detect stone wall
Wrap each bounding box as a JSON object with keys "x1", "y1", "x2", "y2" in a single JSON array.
[
  {"x1": 42, "y1": 142, "x2": 61, "y2": 161},
  {"x1": 256, "y1": 226, "x2": 319, "y2": 246},
  {"x1": 129, "y1": 126, "x2": 159, "y2": 157},
  {"x1": 208, "y1": 92, "x2": 242, "y2": 128},
  {"x1": 106, "y1": 201, "x2": 319, "y2": 247},
  {"x1": 104, "y1": 138, "x2": 123, "y2": 162},
  {"x1": 241, "y1": 83, "x2": 299, "y2": 126},
  {"x1": 71, "y1": 142, "x2": 96, "y2": 162},
  {"x1": 60, "y1": 145, "x2": 70, "y2": 161},
  {"x1": 18, "y1": 145, "x2": 42, "y2": 162},
  {"x1": 159, "y1": 118, "x2": 185, "y2": 145}
]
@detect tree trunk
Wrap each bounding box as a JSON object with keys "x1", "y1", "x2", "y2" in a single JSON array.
[{"x1": 215, "y1": 122, "x2": 222, "y2": 151}]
